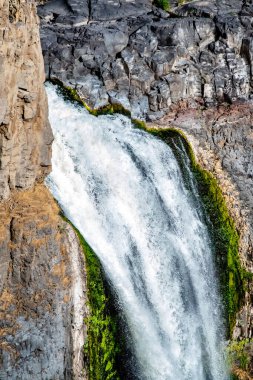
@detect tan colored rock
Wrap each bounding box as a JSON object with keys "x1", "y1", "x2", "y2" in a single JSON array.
[
  {"x1": 0, "y1": 0, "x2": 53, "y2": 200},
  {"x1": 0, "y1": 2, "x2": 88, "y2": 378},
  {"x1": 0, "y1": 184, "x2": 88, "y2": 379}
]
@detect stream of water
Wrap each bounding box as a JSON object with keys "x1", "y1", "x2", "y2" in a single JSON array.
[{"x1": 46, "y1": 83, "x2": 228, "y2": 380}]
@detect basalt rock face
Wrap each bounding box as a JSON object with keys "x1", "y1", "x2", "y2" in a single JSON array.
[
  {"x1": 0, "y1": 1, "x2": 88, "y2": 379},
  {"x1": 39, "y1": 0, "x2": 253, "y2": 120}
]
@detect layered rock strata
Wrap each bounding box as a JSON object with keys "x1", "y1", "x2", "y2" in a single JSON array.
[
  {"x1": 0, "y1": 1, "x2": 88, "y2": 378},
  {"x1": 0, "y1": 0, "x2": 52, "y2": 200}
]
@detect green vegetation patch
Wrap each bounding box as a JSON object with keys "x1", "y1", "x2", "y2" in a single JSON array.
[
  {"x1": 227, "y1": 339, "x2": 253, "y2": 379},
  {"x1": 51, "y1": 78, "x2": 132, "y2": 118},
  {"x1": 154, "y1": 0, "x2": 170, "y2": 11},
  {"x1": 60, "y1": 214, "x2": 120, "y2": 380},
  {"x1": 227, "y1": 339, "x2": 251, "y2": 372},
  {"x1": 138, "y1": 126, "x2": 248, "y2": 338}
]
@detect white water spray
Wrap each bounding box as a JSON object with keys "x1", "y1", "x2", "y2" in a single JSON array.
[{"x1": 46, "y1": 83, "x2": 228, "y2": 380}]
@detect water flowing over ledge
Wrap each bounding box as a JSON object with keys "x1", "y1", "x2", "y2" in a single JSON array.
[{"x1": 45, "y1": 83, "x2": 228, "y2": 380}]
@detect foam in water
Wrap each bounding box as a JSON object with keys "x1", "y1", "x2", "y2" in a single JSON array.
[{"x1": 45, "y1": 83, "x2": 229, "y2": 380}]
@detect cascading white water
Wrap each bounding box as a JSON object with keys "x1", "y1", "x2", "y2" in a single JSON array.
[{"x1": 45, "y1": 83, "x2": 229, "y2": 380}]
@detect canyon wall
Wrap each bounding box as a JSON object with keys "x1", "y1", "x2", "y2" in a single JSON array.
[
  {"x1": 0, "y1": 0, "x2": 52, "y2": 200},
  {"x1": 0, "y1": 1, "x2": 87, "y2": 378},
  {"x1": 1, "y1": 0, "x2": 253, "y2": 378}
]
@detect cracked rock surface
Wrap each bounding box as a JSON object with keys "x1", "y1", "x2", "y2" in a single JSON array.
[
  {"x1": 0, "y1": 0, "x2": 52, "y2": 200},
  {"x1": 39, "y1": 0, "x2": 253, "y2": 119},
  {"x1": 0, "y1": 185, "x2": 88, "y2": 380}
]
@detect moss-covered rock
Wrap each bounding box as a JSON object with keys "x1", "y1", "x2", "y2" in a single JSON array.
[
  {"x1": 154, "y1": 0, "x2": 170, "y2": 11},
  {"x1": 227, "y1": 339, "x2": 253, "y2": 379},
  {"x1": 50, "y1": 78, "x2": 132, "y2": 118},
  {"x1": 60, "y1": 214, "x2": 121, "y2": 380}
]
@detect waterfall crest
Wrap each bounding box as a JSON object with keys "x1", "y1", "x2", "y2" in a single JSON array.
[{"x1": 46, "y1": 83, "x2": 228, "y2": 380}]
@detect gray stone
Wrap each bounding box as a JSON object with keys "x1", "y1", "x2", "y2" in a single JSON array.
[
  {"x1": 38, "y1": 0, "x2": 252, "y2": 119},
  {"x1": 103, "y1": 29, "x2": 128, "y2": 57}
]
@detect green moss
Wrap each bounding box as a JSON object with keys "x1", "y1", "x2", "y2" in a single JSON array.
[
  {"x1": 154, "y1": 0, "x2": 170, "y2": 11},
  {"x1": 137, "y1": 125, "x2": 248, "y2": 338},
  {"x1": 132, "y1": 118, "x2": 147, "y2": 130},
  {"x1": 60, "y1": 214, "x2": 120, "y2": 380},
  {"x1": 51, "y1": 78, "x2": 131, "y2": 118}
]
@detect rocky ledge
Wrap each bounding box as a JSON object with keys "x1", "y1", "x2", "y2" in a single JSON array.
[{"x1": 39, "y1": 0, "x2": 253, "y2": 120}]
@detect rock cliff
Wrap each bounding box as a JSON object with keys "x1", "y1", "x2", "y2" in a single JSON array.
[
  {"x1": 0, "y1": 1, "x2": 87, "y2": 378},
  {"x1": 1, "y1": 0, "x2": 253, "y2": 378},
  {"x1": 0, "y1": 185, "x2": 88, "y2": 379},
  {"x1": 0, "y1": 0, "x2": 52, "y2": 200},
  {"x1": 39, "y1": 0, "x2": 253, "y2": 120}
]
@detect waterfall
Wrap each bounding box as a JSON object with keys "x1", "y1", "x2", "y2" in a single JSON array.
[{"x1": 45, "y1": 83, "x2": 229, "y2": 380}]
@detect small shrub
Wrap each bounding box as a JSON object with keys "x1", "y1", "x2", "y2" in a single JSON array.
[{"x1": 227, "y1": 340, "x2": 251, "y2": 372}]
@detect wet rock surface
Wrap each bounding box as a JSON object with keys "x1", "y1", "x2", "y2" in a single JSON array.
[{"x1": 39, "y1": 0, "x2": 253, "y2": 120}]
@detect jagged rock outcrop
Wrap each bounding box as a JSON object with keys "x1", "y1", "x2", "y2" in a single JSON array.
[
  {"x1": 39, "y1": 0, "x2": 253, "y2": 119},
  {"x1": 0, "y1": 1, "x2": 88, "y2": 378}
]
